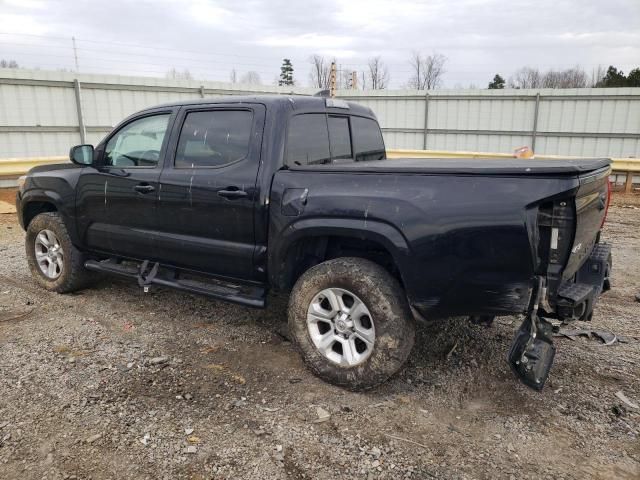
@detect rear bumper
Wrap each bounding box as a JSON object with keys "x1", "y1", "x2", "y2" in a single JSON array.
[{"x1": 554, "y1": 242, "x2": 611, "y2": 321}]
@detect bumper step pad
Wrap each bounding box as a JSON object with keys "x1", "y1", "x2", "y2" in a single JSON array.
[{"x1": 557, "y1": 242, "x2": 612, "y2": 321}]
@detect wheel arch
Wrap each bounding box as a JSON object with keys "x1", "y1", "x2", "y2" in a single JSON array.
[
  {"x1": 22, "y1": 198, "x2": 58, "y2": 229},
  {"x1": 20, "y1": 190, "x2": 81, "y2": 246},
  {"x1": 269, "y1": 218, "x2": 410, "y2": 292}
]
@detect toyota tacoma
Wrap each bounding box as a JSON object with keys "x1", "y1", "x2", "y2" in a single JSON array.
[{"x1": 16, "y1": 95, "x2": 612, "y2": 390}]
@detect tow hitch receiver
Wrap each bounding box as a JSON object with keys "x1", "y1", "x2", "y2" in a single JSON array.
[{"x1": 508, "y1": 277, "x2": 556, "y2": 391}]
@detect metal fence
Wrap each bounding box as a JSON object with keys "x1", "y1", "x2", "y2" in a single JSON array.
[
  {"x1": 0, "y1": 69, "x2": 639, "y2": 159},
  {"x1": 0, "y1": 69, "x2": 314, "y2": 158},
  {"x1": 340, "y1": 89, "x2": 640, "y2": 157}
]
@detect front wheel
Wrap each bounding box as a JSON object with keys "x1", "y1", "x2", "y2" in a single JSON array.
[
  {"x1": 288, "y1": 257, "x2": 415, "y2": 390},
  {"x1": 25, "y1": 212, "x2": 95, "y2": 293}
]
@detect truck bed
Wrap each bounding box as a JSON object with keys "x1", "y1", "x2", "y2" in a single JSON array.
[
  {"x1": 272, "y1": 155, "x2": 611, "y2": 320},
  {"x1": 290, "y1": 157, "x2": 611, "y2": 175}
]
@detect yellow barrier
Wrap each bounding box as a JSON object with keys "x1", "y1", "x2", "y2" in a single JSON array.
[
  {"x1": 0, "y1": 156, "x2": 67, "y2": 177},
  {"x1": 0, "y1": 152, "x2": 638, "y2": 192}
]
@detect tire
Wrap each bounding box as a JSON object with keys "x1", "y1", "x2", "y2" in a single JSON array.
[
  {"x1": 288, "y1": 257, "x2": 415, "y2": 390},
  {"x1": 25, "y1": 212, "x2": 94, "y2": 293}
]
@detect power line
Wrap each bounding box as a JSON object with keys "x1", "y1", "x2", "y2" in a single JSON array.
[{"x1": 3, "y1": 31, "x2": 635, "y2": 72}]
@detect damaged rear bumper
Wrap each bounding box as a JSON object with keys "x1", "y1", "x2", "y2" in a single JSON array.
[{"x1": 508, "y1": 243, "x2": 612, "y2": 391}]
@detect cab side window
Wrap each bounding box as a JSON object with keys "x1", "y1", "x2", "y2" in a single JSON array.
[
  {"x1": 105, "y1": 114, "x2": 170, "y2": 167},
  {"x1": 285, "y1": 114, "x2": 331, "y2": 167},
  {"x1": 175, "y1": 110, "x2": 254, "y2": 168}
]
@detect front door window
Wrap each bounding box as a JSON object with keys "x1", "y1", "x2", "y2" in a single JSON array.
[{"x1": 105, "y1": 114, "x2": 171, "y2": 167}]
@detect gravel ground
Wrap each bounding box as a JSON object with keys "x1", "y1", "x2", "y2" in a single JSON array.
[{"x1": 0, "y1": 193, "x2": 638, "y2": 480}]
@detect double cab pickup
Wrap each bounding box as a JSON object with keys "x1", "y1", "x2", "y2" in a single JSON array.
[{"x1": 16, "y1": 95, "x2": 612, "y2": 390}]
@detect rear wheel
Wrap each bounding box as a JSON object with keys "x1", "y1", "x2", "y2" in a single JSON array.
[
  {"x1": 25, "y1": 212, "x2": 95, "y2": 293},
  {"x1": 288, "y1": 257, "x2": 415, "y2": 390}
]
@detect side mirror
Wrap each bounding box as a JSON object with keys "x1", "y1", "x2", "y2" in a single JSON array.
[{"x1": 69, "y1": 144, "x2": 94, "y2": 165}]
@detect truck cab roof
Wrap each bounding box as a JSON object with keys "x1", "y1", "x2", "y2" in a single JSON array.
[{"x1": 143, "y1": 95, "x2": 376, "y2": 118}]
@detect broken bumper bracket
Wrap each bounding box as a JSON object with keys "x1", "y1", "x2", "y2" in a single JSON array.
[
  {"x1": 507, "y1": 277, "x2": 557, "y2": 391},
  {"x1": 508, "y1": 315, "x2": 556, "y2": 390}
]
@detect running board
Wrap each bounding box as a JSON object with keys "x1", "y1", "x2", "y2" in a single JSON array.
[{"x1": 84, "y1": 259, "x2": 266, "y2": 308}]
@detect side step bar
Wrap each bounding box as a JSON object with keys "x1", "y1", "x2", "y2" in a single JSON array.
[{"x1": 84, "y1": 259, "x2": 266, "y2": 308}]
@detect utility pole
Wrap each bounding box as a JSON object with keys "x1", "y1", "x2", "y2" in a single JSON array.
[
  {"x1": 72, "y1": 36, "x2": 79, "y2": 72},
  {"x1": 329, "y1": 61, "x2": 337, "y2": 98},
  {"x1": 351, "y1": 71, "x2": 358, "y2": 90}
]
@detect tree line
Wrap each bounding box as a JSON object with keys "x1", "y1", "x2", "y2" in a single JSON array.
[
  {"x1": 272, "y1": 56, "x2": 640, "y2": 91},
  {"x1": 489, "y1": 65, "x2": 640, "y2": 89},
  {"x1": 3, "y1": 57, "x2": 639, "y2": 90}
]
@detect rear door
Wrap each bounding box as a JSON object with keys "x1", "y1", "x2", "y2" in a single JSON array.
[
  {"x1": 154, "y1": 104, "x2": 266, "y2": 280},
  {"x1": 76, "y1": 111, "x2": 174, "y2": 259}
]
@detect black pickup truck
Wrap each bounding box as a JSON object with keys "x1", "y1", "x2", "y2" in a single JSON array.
[{"x1": 16, "y1": 95, "x2": 612, "y2": 390}]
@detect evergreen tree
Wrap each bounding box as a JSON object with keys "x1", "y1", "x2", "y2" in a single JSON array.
[
  {"x1": 278, "y1": 59, "x2": 294, "y2": 86},
  {"x1": 488, "y1": 74, "x2": 505, "y2": 89},
  {"x1": 627, "y1": 68, "x2": 640, "y2": 87},
  {"x1": 596, "y1": 66, "x2": 628, "y2": 87}
]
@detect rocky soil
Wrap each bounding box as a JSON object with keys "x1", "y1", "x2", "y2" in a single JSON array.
[{"x1": 0, "y1": 193, "x2": 638, "y2": 479}]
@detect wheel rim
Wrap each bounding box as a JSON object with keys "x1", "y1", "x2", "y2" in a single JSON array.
[
  {"x1": 306, "y1": 287, "x2": 375, "y2": 367},
  {"x1": 34, "y1": 229, "x2": 64, "y2": 279}
]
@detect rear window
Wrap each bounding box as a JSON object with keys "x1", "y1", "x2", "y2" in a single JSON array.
[
  {"x1": 352, "y1": 116, "x2": 385, "y2": 162},
  {"x1": 285, "y1": 113, "x2": 384, "y2": 167},
  {"x1": 175, "y1": 110, "x2": 253, "y2": 168},
  {"x1": 285, "y1": 114, "x2": 330, "y2": 166}
]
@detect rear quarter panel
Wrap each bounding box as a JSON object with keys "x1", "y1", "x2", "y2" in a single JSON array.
[{"x1": 270, "y1": 170, "x2": 580, "y2": 317}]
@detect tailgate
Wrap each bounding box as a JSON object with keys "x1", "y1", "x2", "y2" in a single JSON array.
[{"x1": 562, "y1": 166, "x2": 611, "y2": 280}]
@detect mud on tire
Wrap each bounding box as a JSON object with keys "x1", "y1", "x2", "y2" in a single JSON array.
[
  {"x1": 288, "y1": 257, "x2": 415, "y2": 390},
  {"x1": 25, "y1": 212, "x2": 95, "y2": 293}
]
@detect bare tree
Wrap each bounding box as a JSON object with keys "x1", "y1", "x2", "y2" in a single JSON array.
[
  {"x1": 309, "y1": 54, "x2": 332, "y2": 89},
  {"x1": 407, "y1": 52, "x2": 446, "y2": 90},
  {"x1": 0, "y1": 59, "x2": 19, "y2": 68},
  {"x1": 590, "y1": 65, "x2": 606, "y2": 87},
  {"x1": 229, "y1": 68, "x2": 237, "y2": 84},
  {"x1": 509, "y1": 66, "x2": 589, "y2": 89},
  {"x1": 368, "y1": 56, "x2": 390, "y2": 89},
  {"x1": 338, "y1": 67, "x2": 352, "y2": 89},
  {"x1": 240, "y1": 71, "x2": 262, "y2": 85},
  {"x1": 541, "y1": 66, "x2": 588, "y2": 88},
  {"x1": 166, "y1": 68, "x2": 193, "y2": 80},
  {"x1": 508, "y1": 67, "x2": 542, "y2": 88}
]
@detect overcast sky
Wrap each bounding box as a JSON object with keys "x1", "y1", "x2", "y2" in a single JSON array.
[{"x1": 0, "y1": 0, "x2": 639, "y2": 88}]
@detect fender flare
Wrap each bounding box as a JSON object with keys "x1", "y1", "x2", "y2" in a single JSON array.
[
  {"x1": 269, "y1": 217, "x2": 411, "y2": 289},
  {"x1": 19, "y1": 189, "x2": 80, "y2": 245}
]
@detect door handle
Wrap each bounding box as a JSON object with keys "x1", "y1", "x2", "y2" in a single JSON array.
[
  {"x1": 134, "y1": 184, "x2": 155, "y2": 194},
  {"x1": 218, "y1": 188, "x2": 248, "y2": 199}
]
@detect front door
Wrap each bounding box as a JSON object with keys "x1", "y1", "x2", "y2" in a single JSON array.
[
  {"x1": 76, "y1": 111, "x2": 174, "y2": 260},
  {"x1": 154, "y1": 104, "x2": 265, "y2": 281}
]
